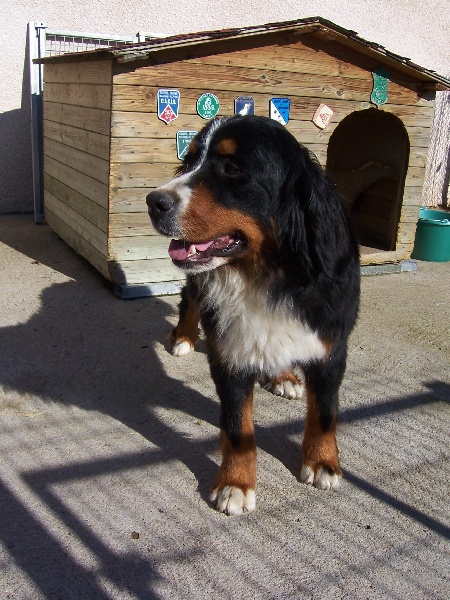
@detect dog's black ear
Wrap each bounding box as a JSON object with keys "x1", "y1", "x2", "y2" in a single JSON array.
[{"x1": 277, "y1": 144, "x2": 355, "y2": 278}]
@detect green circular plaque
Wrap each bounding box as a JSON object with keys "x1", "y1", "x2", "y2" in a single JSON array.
[{"x1": 196, "y1": 93, "x2": 220, "y2": 119}]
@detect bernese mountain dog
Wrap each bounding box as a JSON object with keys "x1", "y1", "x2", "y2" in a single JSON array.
[{"x1": 146, "y1": 115, "x2": 360, "y2": 515}]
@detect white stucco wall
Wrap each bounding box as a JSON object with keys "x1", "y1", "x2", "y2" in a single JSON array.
[{"x1": 1, "y1": 1, "x2": 449, "y2": 213}]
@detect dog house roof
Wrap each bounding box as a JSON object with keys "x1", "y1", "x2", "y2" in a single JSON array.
[{"x1": 36, "y1": 16, "x2": 450, "y2": 90}]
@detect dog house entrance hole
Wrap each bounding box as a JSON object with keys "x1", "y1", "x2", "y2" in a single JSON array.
[{"x1": 326, "y1": 108, "x2": 410, "y2": 252}]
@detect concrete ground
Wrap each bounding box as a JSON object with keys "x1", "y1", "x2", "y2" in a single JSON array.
[{"x1": 0, "y1": 214, "x2": 449, "y2": 600}]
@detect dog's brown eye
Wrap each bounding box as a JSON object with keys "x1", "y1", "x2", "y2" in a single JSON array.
[{"x1": 224, "y1": 162, "x2": 241, "y2": 177}]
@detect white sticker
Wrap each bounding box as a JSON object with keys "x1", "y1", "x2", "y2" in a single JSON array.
[{"x1": 312, "y1": 104, "x2": 334, "y2": 129}]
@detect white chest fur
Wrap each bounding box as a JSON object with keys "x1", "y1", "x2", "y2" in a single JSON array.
[{"x1": 199, "y1": 270, "x2": 326, "y2": 375}]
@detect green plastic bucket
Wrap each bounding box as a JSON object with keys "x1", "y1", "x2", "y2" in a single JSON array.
[{"x1": 411, "y1": 207, "x2": 450, "y2": 262}]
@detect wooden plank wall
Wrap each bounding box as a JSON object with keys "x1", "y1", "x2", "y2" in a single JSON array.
[
  {"x1": 43, "y1": 60, "x2": 112, "y2": 279},
  {"x1": 109, "y1": 33, "x2": 435, "y2": 283}
]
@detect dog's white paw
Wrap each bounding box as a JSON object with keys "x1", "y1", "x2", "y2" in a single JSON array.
[
  {"x1": 300, "y1": 465, "x2": 341, "y2": 490},
  {"x1": 210, "y1": 486, "x2": 256, "y2": 515},
  {"x1": 171, "y1": 339, "x2": 194, "y2": 357},
  {"x1": 264, "y1": 377, "x2": 305, "y2": 400},
  {"x1": 271, "y1": 379, "x2": 305, "y2": 400}
]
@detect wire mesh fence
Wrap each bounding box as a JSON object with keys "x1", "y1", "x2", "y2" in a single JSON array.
[{"x1": 44, "y1": 33, "x2": 134, "y2": 56}]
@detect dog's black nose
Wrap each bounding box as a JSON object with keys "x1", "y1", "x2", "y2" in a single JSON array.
[{"x1": 146, "y1": 189, "x2": 177, "y2": 220}]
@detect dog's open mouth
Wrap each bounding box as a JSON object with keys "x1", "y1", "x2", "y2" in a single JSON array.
[{"x1": 168, "y1": 234, "x2": 245, "y2": 266}]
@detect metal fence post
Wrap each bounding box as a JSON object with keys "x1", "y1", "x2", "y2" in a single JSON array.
[{"x1": 28, "y1": 22, "x2": 47, "y2": 223}]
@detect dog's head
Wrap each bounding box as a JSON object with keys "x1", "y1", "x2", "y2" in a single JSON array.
[{"x1": 147, "y1": 115, "x2": 351, "y2": 276}]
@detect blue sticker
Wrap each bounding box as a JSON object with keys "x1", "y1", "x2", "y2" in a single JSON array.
[
  {"x1": 157, "y1": 89, "x2": 180, "y2": 124},
  {"x1": 235, "y1": 96, "x2": 255, "y2": 115},
  {"x1": 270, "y1": 98, "x2": 291, "y2": 126}
]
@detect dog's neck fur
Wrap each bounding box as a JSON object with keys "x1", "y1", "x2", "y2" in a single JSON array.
[{"x1": 196, "y1": 267, "x2": 326, "y2": 375}]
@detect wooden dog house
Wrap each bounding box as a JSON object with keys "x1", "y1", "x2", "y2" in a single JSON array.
[{"x1": 37, "y1": 17, "x2": 450, "y2": 296}]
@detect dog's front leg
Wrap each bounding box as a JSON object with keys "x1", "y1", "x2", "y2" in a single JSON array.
[
  {"x1": 209, "y1": 364, "x2": 257, "y2": 515},
  {"x1": 300, "y1": 352, "x2": 346, "y2": 490},
  {"x1": 170, "y1": 284, "x2": 200, "y2": 356}
]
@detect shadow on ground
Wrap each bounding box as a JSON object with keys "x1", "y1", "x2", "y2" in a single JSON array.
[{"x1": 0, "y1": 217, "x2": 448, "y2": 599}]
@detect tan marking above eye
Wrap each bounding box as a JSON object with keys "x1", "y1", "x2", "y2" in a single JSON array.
[
  {"x1": 186, "y1": 140, "x2": 199, "y2": 160},
  {"x1": 216, "y1": 138, "x2": 238, "y2": 156}
]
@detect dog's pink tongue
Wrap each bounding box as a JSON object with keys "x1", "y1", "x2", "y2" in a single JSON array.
[
  {"x1": 168, "y1": 240, "x2": 192, "y2": 260},
  {"x1": 168, "y1": 239, "x2": 213, "y2": 260}
]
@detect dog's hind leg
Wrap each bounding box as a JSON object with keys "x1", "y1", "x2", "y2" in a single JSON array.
[
  {"x1": 209, "y1": 364, "x2": 257, "y2": 515},
  {"x1": 170, "y1": 285, "x2": 200, "y2": 356},
  {"x1": 300, "y1": 349, "x2": 346, "y2": 490}
]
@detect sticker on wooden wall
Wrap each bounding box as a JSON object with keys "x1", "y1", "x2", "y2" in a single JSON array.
[
  {"x1": 269, "y1": 98, "x2": 291, "y2": 126},
  {"x1": 157, "y1": 89, "x2": 180, "y2": 124},
  {"x1": 235, "y1": 96, "x2": 255, "y2": 115},
  {"x1": 197, "y1": 93, "x2": 220, "y2": 119},
  {"x1": 371, "y1": 69, "x2": 390, "y2": 106},
  {"x1": 312, "y1": 103, "x2": 334, "y2": 129},
  {"x1": 176, "y1": 131, "x2": 198, "y2": 160}
]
